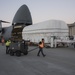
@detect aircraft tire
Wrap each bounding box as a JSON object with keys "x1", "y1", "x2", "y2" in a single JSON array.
[
  {"x1": 16, "y1": 51, "x2": 21, "y2": 57},
  {"x1": 10, "y1": 50, "x2": 14, "y2": 56}
]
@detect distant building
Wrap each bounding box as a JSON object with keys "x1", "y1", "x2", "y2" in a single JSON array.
[{"x1": 67, "y1": 22, "x2": 75, "y2": 36}]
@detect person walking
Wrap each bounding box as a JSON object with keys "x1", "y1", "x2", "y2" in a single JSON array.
[{"x1": 37, "y1": 38, "x2": 46, "y2": 57}]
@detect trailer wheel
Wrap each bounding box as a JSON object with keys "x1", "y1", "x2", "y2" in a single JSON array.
[
  {"x1": 16, "y1": 51, "x2": 21, "y2": 57},
  {"x1": 23, "y1": 51, "x2": 28, "y2": 55},
  {"x1": 10, "y1": 50, "x2": 14, "y2": 56}
]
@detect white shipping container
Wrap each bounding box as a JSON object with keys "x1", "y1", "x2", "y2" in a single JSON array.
[{"x1": 22, "y1": 20, "x2": 69, "y2": 44}]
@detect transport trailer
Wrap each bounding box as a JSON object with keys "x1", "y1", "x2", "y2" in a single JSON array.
[{"x1": 8, "y1": 40, "x2": 28, "y2": 56}]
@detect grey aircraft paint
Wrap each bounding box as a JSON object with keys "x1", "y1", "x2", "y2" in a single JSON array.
[{"x1": 12, "y1": 4, "x2": 32, "y2": 26}]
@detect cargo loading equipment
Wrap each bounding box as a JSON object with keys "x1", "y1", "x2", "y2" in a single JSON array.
[
  {"x1": 6, "y1": 24, "x2": 29, "y2": 56},
  {"x1": 9, "y1": 41, "x2": 28, "y2": 56}
]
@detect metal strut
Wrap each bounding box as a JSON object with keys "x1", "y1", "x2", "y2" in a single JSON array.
[{"x1": 28, "y1": 47, "x2": 39, "y2": 52}]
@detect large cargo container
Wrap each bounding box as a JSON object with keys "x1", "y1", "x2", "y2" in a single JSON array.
[{"x1": 22, "y1": 20, "x2": 69, "y2": 46}]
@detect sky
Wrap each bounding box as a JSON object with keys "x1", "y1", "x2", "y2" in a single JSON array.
[{"x1": 0, "y1": 0, "x2": 75, "y2": 27}]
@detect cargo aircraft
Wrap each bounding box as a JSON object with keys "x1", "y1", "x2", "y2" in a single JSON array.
[{"x1": 0, "y1": 4, "x2": 32, "y2": 41}]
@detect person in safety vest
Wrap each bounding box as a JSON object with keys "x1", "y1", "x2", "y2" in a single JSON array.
[
  {"x1": 37, "y1": 38, "x2": 46, "y2": 57},
  {"x1": 5, "y1": 39, "x2": 11, "y2": 54}
]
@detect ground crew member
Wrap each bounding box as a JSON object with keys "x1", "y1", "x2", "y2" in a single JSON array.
[
  {"x1": 1, "y1": 37, "x2": 5, "y2": 45},
  {"x1": 1, "y1": 36, "x2": 5, "y2": 45},
  {"x1": 5, "y1": 39, "x2": 11, "y2": 54},
  {"x1": 37, "y1": 38, "x2": 46, "y2": 57}
]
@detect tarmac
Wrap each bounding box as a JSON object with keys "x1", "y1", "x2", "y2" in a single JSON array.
[{"x1": 0, "y1": 44, "x2": 75, "y2": 75}]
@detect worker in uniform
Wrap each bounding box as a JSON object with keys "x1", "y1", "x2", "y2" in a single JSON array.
[
  {"x1": 37, "y1": 38, "x2": 46, "y2": 57},
  {"x1": 1, "y1": 36, "x2": 5, "y2": 45},
  {"x1": 5, "y1": 39, "x2": 11, "y2": 54},
  {"x1": 1, "y1": 37, "x2": 5, "y2": 45}
]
